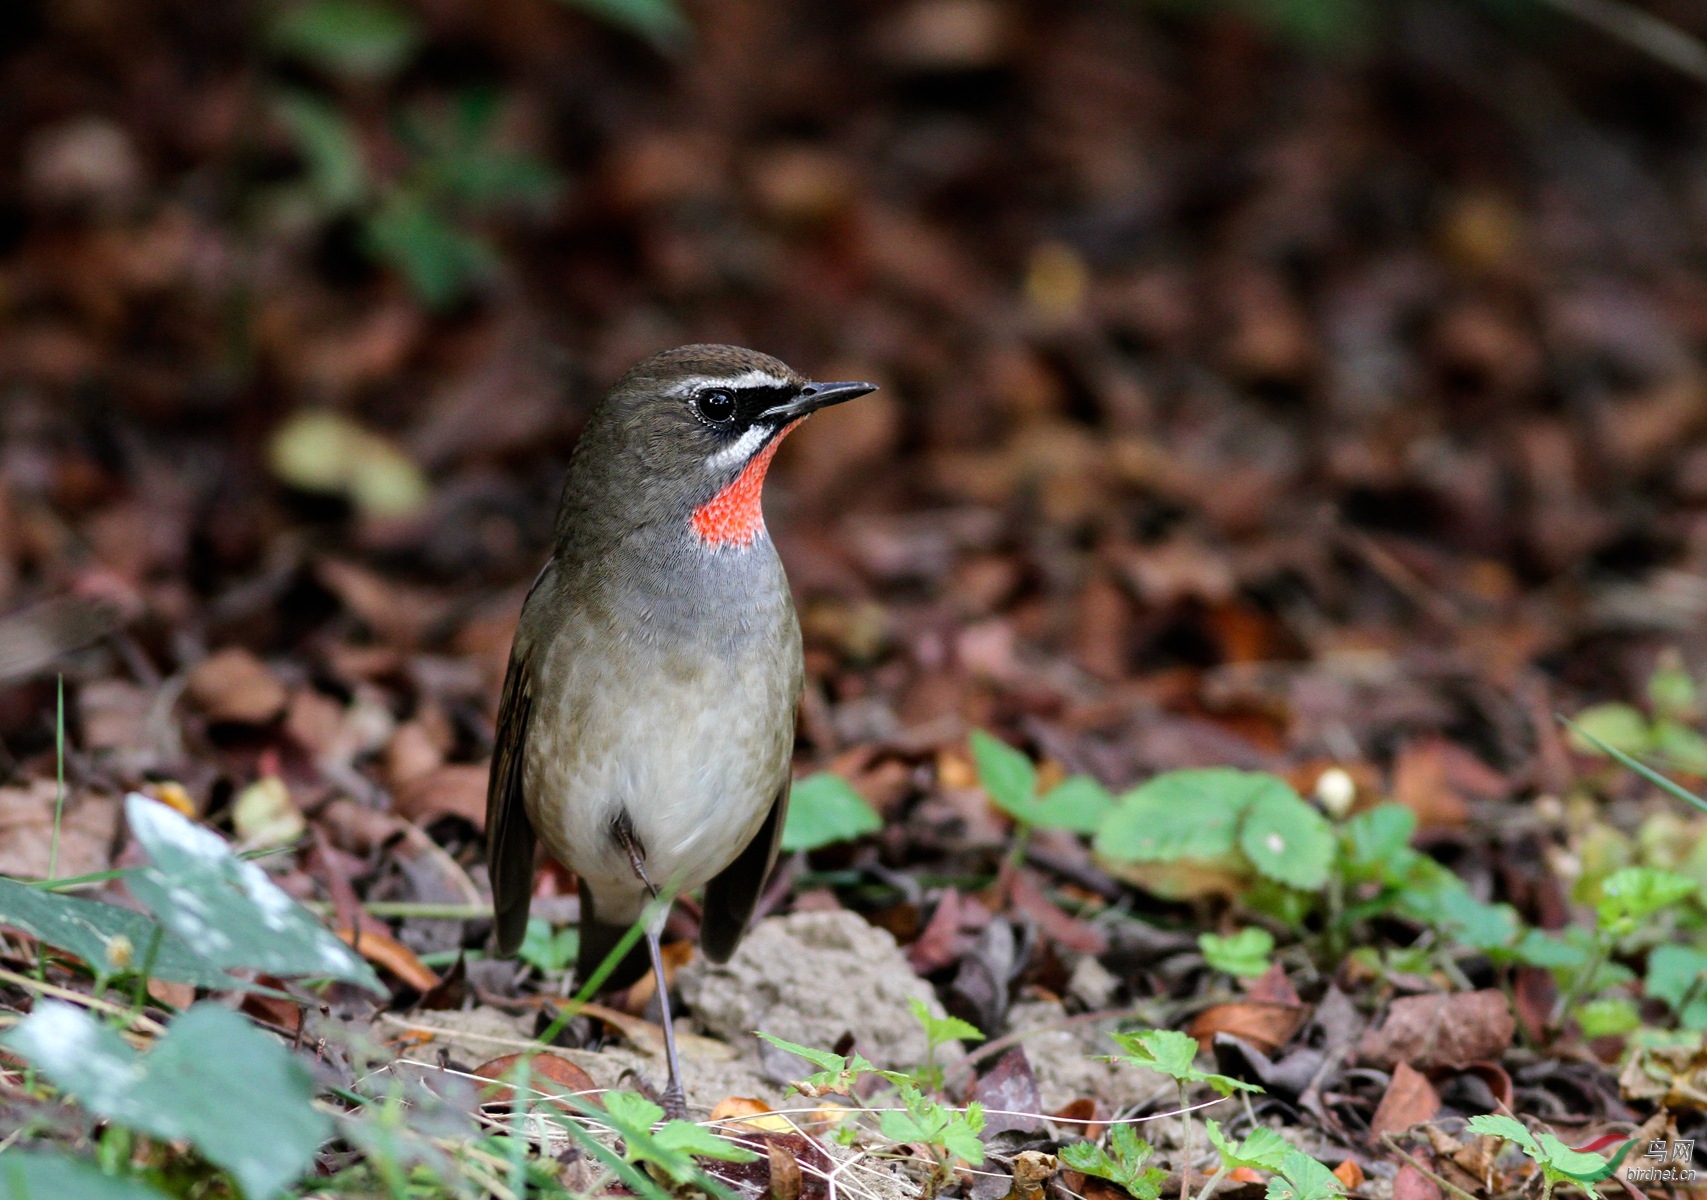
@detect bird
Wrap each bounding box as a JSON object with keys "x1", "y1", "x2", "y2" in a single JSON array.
[{"x1": 485, "y1": 344, "x2": 876, "y2": 1114}]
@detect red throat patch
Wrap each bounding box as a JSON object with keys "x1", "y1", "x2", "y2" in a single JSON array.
[{"x1": 691, "y1": 420, "x2": 800, "y2": 548}]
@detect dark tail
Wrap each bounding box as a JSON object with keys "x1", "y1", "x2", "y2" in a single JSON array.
[{"x1": 575, "y1": 890, "x2": 652, "y2": 994}]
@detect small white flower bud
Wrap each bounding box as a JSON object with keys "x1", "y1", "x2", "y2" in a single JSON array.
[{"x1": 1316, "y1": 767, "x2": 1357, "y2": 820}]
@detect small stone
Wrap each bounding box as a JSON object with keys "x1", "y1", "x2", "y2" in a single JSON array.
[
  {"x1": 679, "y1": 910, "x2": 952, "y2": 1072},
  {"x1": 1066, "y1": 954, "x2": 1119, "y2": 1010}
]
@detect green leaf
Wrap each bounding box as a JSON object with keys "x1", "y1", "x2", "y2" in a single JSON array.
[
  {"x1": 1199, "y1": 928, "x2": 1275, "y2": 977},
  {"x1": 1647, "y1": 944, "x2": 1707, "y2": 1029},
  {"x1": 122, "y1": 793, "x2": 384, "y2": 993},
  {"x1": 268, "y1": 409, "x2": 429, "y2": 519},
  {"x1": 1031, "y1": 776, "x2": 1116, "y2": 834},
  {"x1": 1205, "y1": 1119, "x2": 1290, "y2": 1172},
  {"x1": 1060, "y1": 1127, "x2": 1167, "y2": 1200},
  {"x1": 270, "y1": 91, "x2": 368, "y2": 210},
  {"x1": 270, "y1": 0, "x2": 420, "y2": 77},
  {"x1": 363, "y1": 193, "x2": 496, "y2": 310},
  {"x1": 1574, "y1": 997, "x2": 1641, "y2": 1038},
  {"x1": 4, "y1": 1002, "x2": 328, "y2": 1200},
  {"x1": 1267, "y1": 1149, "x2": 1344, "y2": 1200},
  {"x1": 1095, "y1": 768, "x2": 1255, "y2": 863},
  {"x1": 1238, "y1": 780, "x2": 1334, "y2": 890},
  {"x1": 1649, "y1": 662, "x2": 1697, "y2": 720},
  {"x1": 908, "y1": 997, "x2": 984, "y2": 1050},
  {"x1": 1466, "y1": 1114, "x2": 1540, "y2": 1158},
  {"x1": 654, "y1": 1121, "x2": 759, "y2": 1164},
  {"x1": 1106, "y1": 1029, "x2": 1262, "y2": 1096},
  {"x1": 602, "y1": 1088, "x2": 665, "y2": 1134},
  {"x1": 1595, "y1": 866, "x2": 1697, "y2": 933},
  {"x1": 0, "y1": 876, "x2": 243, "y2": 989},
  {"x1": 782, "y1": 773, "x2": 882, "y2": 852},
  {"x1": 518, "y1": 917, "x2": 579, "y2": 973},
  {"x1": 1429, "y1": 888, "x2": 1522, "y2": 953},
  {"x1": 971, "y1": 731, "x2": 1038, "y2": 821},
  {"x1": 554, "y1": 0, "x2": 689, "y2": 49},
  {"x1": 0, "y1": 1152, "x2": 173, "y2": 1200},
  {"x1": 1534, "y1": 1133, "x2": 1614, "y2": 1184},
  {"x1": 1340, "y1": 804, "x2": 1416, "y2": 884},
  {"x1": 1567, "y1": 703, "x2": 1653, "y2": 757},
  {"x1": 1653, "y1": 721, "x2": 1707, "y2": 774},
  {"x1": 754, "y1": 1032, "x2": 905, "y2": 1095},
  {"x1": 877, "y1": 1086, "x2": 984, "y2": 1165}
]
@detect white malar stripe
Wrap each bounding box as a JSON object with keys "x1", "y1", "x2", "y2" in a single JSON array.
[
  {"x1": 665, "y1": 369, "x2": 792, "y2": 398},
  {"x1": 704, "y1": 425, "x2": 771, "y2": 471}
]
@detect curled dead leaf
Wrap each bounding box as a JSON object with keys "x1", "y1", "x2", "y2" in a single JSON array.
[
  {"x1": 472, "y1": 1052, "x2": 599, "y2": 1112},
  {"x1": 1370, "y1": 1062, "x2": 1441, "y2": 1138}
]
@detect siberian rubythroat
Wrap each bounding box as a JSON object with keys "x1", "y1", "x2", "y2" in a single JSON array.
[{"x1": 485, "y1": 344, "x2": 876, "y2": 1113}]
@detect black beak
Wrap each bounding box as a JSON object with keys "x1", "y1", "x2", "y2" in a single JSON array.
[{"x1": 761, "y1": 380, "x2": 878, "y2": 421}]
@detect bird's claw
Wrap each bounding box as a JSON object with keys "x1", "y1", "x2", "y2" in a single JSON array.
[{"x1": 661, "y1": 1082, "x2": 688, "y2": 1122}]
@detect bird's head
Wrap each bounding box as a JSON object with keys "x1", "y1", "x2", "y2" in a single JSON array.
[{"x1": 561, "y1": 344, "x2": 876, "y2": 550}]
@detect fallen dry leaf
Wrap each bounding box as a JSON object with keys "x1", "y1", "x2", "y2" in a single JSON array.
[
  {"x1": 708, "y1": 1095, "x2": 796, "y2": 1133},
  {"x1": 1392, "y1": 1164, "x2": 1443, "y2": 1200},
  {"x1": 1332, "y1": 1160, "x2": 1364, "y2": 1190},
  {"x1": 472, "y1": 1052, "x2": 600, "y2": 1111},
  {"x1": 1187, "y1": 1000, "x2": 1308, "y2": 1055},
  {"x1": 1370, "y1": 1061, "x2": 1441, "y2": 1138},
  {"x1": 1359, "y1": 990, "x2": 1515, "y2": 1070},
  {"x1": 337, "y1": 926, "x2": 441, "y2": 992},
  {"x1": 0, "y1": 783, "x2": 116, "y2": 880},
  {"x1": 186, "y1": 647, "x2": 287, "y2": 725},
  {"x1": 393, "y1": 763, "x2": 488, "y2": 830}
]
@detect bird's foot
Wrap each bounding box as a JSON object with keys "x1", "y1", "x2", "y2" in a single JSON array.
[{"x1": 660, "y1": 1081, "x2": 688, "y2": 1122}]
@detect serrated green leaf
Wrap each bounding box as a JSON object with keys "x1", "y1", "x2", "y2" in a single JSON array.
[
  {"x1": 270, "y1": 0, "x2": 420, "y2": 78},
  {"x1": 1239, "y1": 781, "x2": 1334, "y2": 890},
  {"x1": 1595, "y1": 866, "x2": 1697, "y2": 933},
  {"x1": 782, "y1": 773, "x2": 882, "y2": 852},
  {"x1": 909, "y1": 997, "x2": 984, "y2": 1048},
  {"x1": 878, "y1": 1086, "x2": 985, "y2": 1165},
  {"x1": 1199, "y1": 928, "x2": 1275, "y2": 977},
  {"x1": 1467, "y1": 1114, "x2": 1539, "y2": 1157},
  {"x1": 1534, "y1": 1133, "x2": 1614, "y2": 1182},
  {"x1": 971, "y1": 731, "x2": 1038, "y2": 819},
  {"x1": 518, "y1": 917, "x2": 579, "y2": 973},
  {"x1": 1206, "y1": 1119, "x2": 1290, "y2": 1171},
  {"x1": 755, "y1": 1031, "x2": 903, "y2": 1095},
  {"x1": 654, "y1": 1121, "x2": 759, "y2": 1163},
  {"x1": 123, "y1": 794, "x2": 383, "y2": 993},
  {"x1": 1268, "y1": 1149, "x2": 1343, "y2": 1200},
  {"x1": 5, "y1": 1002, "x2": 327, "y2": 1200}
]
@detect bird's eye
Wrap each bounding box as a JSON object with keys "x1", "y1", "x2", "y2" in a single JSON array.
[{"x1": 695, "y1": 389, "x2": 737, "y2": 423}]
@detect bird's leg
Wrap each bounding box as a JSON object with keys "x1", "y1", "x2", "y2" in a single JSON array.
[{"x1": 613, "y1": 818, "x2": 688, "y2": 1121}]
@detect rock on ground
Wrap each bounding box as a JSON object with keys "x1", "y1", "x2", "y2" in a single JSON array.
[
  {"x1": 1005, "y1": 1000, "x2": 1177, "y2": 1114},
  {"x1": 680, "y1": 910, "x2": 954, "y2": 1072}
]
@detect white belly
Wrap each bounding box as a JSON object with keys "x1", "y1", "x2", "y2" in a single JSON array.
[{"x1": 521, "y1": 621, "x2": 796, "y2": 926}]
